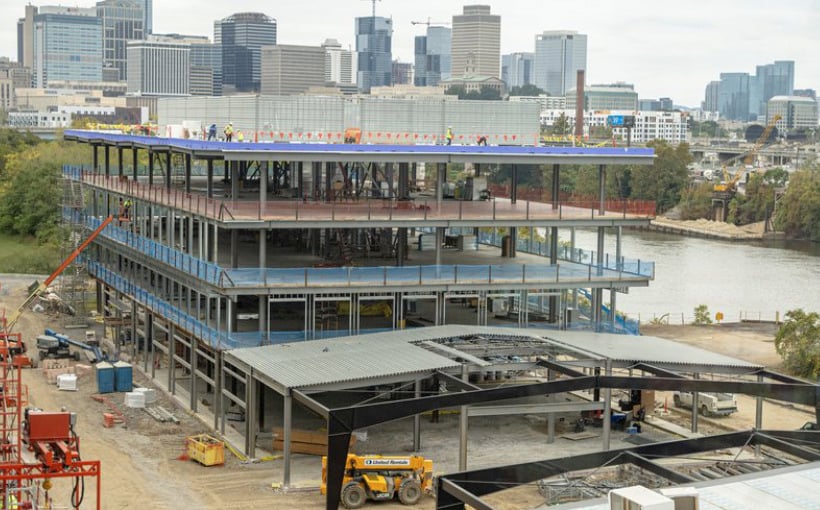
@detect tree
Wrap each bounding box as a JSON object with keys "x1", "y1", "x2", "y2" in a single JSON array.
[
  {"x1": 630, "y1": 140, "x2": 692, "y2": 213},
  {"x1": 774, "y1": 166, "x2": 820, "y2": 240},
  {"x1": 444, "y1": 85, "x2": 466, "y2": 97},
  {"x1": 551, "y1": 113, "x2": 571, "y2": 136},
  {"x1": 444, "y1": 85, "x2": 501, "y2": 101},
  {"x1": 509, "y1": 84, "x2": 545, "y2": 96},
  {"x1": 692, "y1": 304, "x2": 712, "y2": 325},
  {"x1": 774, "y1": 309, "x2": 820, "y2": 378},
  {"x1": 678, "y1": 182, "x2": 714, "y2": 220}
]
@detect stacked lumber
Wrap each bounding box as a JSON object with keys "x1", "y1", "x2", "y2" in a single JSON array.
[{"x1": 272, "y1": 427, "x2": 356, "y2": 456}]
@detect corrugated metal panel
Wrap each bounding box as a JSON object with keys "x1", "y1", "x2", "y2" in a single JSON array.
[
  {"x1": 531, "y1": 329, "x2": 762, "y2": 370},
  {"x1": 226, "y1": 334, "x2": 459, "y2": 389}
]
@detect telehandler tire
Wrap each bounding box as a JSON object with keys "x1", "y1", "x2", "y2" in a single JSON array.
[
  {"x1": 398, "y1": 479, "x2": 422, "y2": 505},
  {"x1": 341, "y1": 482, "x2": 366, "y2": 509}
]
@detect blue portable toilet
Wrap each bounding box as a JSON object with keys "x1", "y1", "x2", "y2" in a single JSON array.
[
  {"x1": 95, "y1": 361, "x2": 115, "y2": 394},
  {"x1": 113, "y1": 361, "x2": 133, "y2": 392}
]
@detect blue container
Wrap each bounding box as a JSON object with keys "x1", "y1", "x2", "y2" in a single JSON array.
[
  {"x1": 95, "y1": 362, "x2": 115, "y2": 394},
  {"x1": 113, "y1": 361, "x2": 133, "y2": 392}
]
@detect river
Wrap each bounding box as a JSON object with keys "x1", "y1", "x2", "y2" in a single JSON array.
[{"x1": 568, "y1": 228, "x2": 820, "y2": 323}]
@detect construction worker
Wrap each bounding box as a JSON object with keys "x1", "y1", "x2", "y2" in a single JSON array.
[
  {"x1": 224, "y1": 122, "x2": 233, "y2": 142},
  {"x1": 123, "y1": 198, "x2": 132, "y2": 219},
  {"x1": 445, "y1": 126, "x2": 454, "y2": 145},
  {"x1": 207, "y1": 123, "x2": 217, "y2": 141},
  {"x1": 237, "y1": 130, "x2": 245, "y2": 143}
]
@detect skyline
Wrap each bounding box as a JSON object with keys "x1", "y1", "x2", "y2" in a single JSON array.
[{"x1": 2, "y1": 0, "x2": 818, "y2": 107}]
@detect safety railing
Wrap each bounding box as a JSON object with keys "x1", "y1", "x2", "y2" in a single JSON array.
[{"x1": 63, "y1": 166, "x2": 656, "y2": 223}]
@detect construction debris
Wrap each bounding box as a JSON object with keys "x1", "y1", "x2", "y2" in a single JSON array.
[{"x1": 143, "y1": 405, "x2": 179, "y2": 424}]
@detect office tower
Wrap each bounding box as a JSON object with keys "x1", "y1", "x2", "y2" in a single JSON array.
[
  {"x1": 451, "y1": 5, "x2": 500, "y2": 78},
  {"x1": 191, "y1": 43, "x2": 223, "y2": 96},
  {"x1": 260, "y1": 44, "x2": 326, "y2": 96},
  {"x1": 214, "y1": 12, "x2": 277, "y2": 93},
  {"x1": 355, "y1": 15, "x2": 393, "y2": 92},
  {"x1": 140, "y1": 0, "x2": 152, "y2": 34},
  {"x1": 751, "y1": 60, "x2": 794, "y2": 118},
  {"x1": 32, "y1": 7, "x2": 102, "y2": 88},
  {"x1": 718, "y1": 72, "x2": 751, "y2": 121},
  {"x1": 323, "y1": 39, "x2": 355, "y2": 86},
  {"x1": 392, "y1": 61, "x2": 412, "y2": 85},
  {"x1": 126, "y1": 37, "x2": 190, "y2": 96},
  {"x1": 414, "y1": 26, "x2": 451, "y2": 87},
  {"x1": 767, "y1": 96, "x2": 818, "y2": 130},
  {"x1": 96, "y1": 0, "x2": 146, "y2": 81},
  {"x1": 533, "y1": 30, "x2": 587, "y2": 96},
  {"x1": 703, "y1": 81, "x2": 720, "y2": 113},
  {"x1": 502, "y1": 52, "x2": 534, "y2": 89},
  {"x1": 17, "y1": 5, "x2": 39, "y2": 70}
]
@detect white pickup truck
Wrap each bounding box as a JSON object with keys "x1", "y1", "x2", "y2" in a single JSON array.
[{"x1": 673, "y1": 391, "x2": 738, "y2": 417}]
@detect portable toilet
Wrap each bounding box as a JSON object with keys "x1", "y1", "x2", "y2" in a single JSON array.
[
  {"x1": 95, "y1": 362, "x2": 115, "y2": 394},
  {"x1": 113, "y1": 361, "x2": 133, "y2": 392}
]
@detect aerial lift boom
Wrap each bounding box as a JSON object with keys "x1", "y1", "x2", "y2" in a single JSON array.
[{"x1": 4, "y1": 215, "x2": 113, "y2": 334}]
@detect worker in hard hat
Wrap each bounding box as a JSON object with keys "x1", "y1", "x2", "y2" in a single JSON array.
[
  {"x1": 237, "y1": 130, "x2": 245, "y2": 143},
  {"x1": 445, "y1": 125, "x2": 454, "y2": 145},
  {"x1": 224, "y1": 122, "x2": 233, "y2": 142}
]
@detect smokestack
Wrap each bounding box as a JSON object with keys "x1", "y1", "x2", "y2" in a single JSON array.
[{"x1": 574, "y1": 70, "x2": 585, "y2": 140}]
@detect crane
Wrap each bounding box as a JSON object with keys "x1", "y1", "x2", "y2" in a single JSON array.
[
  {"x1": 713, "y1": 114, "x2": 782, "y2": 193},
  {"x1": 361, "y1": 0, "x2": 381, "y2": 19},
  {"x1": 411, "y1": 17, "x2": 451, "y2": 27}
]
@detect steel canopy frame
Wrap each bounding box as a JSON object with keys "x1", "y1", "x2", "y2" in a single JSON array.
[{"x1": 315, "y1": 370, "x2": 819, "y2": 510}]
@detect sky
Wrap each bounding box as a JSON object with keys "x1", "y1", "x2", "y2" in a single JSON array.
[{"x1": 2, "y1": 0, "x2": 818, "y2": 107}]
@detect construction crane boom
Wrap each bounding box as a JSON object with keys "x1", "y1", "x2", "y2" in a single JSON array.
[
  {"x1": 713, "y1": 114, "x2": 782, "y2": 193},
  {"x1": 411, "y1": 17, "x2": 451, "y2": 27}
]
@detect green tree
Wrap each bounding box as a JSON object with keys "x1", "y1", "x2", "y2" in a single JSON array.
[
  {"x1": 509, "y1": 84, "x2": 545, "y2": 96},
  {"x1": 774, "y1": 309, "x2": 820, "y2": 378},
  {"x1": 774, "y1": 166, "x2": 820, "y2": 240},
  {"x1": 728, "y1": 172, "x2": 777, "y2": 225},
  {"x1": 692, "y1": 304, "x2": 712, "y2": 325},
  {"x1": 444, "y1": 85, "x2": 466, "y2": 97},
  {"x1": 678, "y1": 182, "x2": 714, "y2": 220},
  {"x1": 551, "y1": 113, "x2": 571, "y2": 136},
  {"x1": 630, "y1": 140, "x2": 692, "y2": 213}
]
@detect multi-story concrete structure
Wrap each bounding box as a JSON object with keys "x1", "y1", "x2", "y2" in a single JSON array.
[
  {"x1": 0, "y1": 59, "x2": 30, "y2": 110},
  {"x1": 32, "y1": 6, "x2": 103, "y2": 88},
  {"x1": 414, "y1": 26, "x2": 451, "y2": 87},
  {"x1": 768, "y1": 95, "x2": 818, "y2": 131},
  {"x1": 61, "y1": 125, "x2": 656, "y2": 469},
  {"x1": 322, "y1": 39, "x2": 356, "y2": 87},
  {"x1": 509, "y1": 94, "x2": 566, "y2": 112},
  {"x1": 566, "y1": 85, "x2": 638, "y2": 112},
  {"x1": 356, "y1": 15, "x2": 393, "y2": 92},
  {"x1": 126, "y1": 38, "x2": 190, "y2": 96},
  {"x1": 534, "y1": 30, "x2": 587, "y2": 96},
  {"x1": 96, "y1": 0, "x2": 145, "y2": 81},
  {"x1": 540, "y1": 109, "x2": 689, "y2": 144},
  {"x1": 214, "y1": 12, "x2": 277, "y2": 94},
  {"x1": 451, "y1": 5, "x2": 500, "y2": 79},
  {"x1": 260, "y1": 45, "x2": 327, "y2": 96},
  {"x1": 17, "y1": 5, "x2": 39, "y2": 71},
  {"x1": 502, "y1": 52, "x2": 534, "y2": 90}
]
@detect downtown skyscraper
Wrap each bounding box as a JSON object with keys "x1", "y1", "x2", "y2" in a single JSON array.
[
  {"x1": 215, "y1": 12, "x2": 277, "y2": 93},
  {"x1": 534, "y1": 30, "x2": 587, "y2": 96},
  {"x1": 450, "y1": 5, "x2": 500, "y2": 78}
]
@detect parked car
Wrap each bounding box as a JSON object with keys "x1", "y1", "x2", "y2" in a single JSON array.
[{"x1": 673, "y1": 391, "x2": 738, "y2": 417}]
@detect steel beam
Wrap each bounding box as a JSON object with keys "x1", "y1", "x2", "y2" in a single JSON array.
[{"x1": 622, "y1": 451, "x2": 696, "y2": 484}]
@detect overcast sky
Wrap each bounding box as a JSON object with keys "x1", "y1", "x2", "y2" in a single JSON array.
[{"x1": 2, "y1": 0, "x2": 818, "y2": 107}]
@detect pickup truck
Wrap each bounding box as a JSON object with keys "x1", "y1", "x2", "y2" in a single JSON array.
[{"x1": 673, "y1": 391, "x2": 738, "y2": 417}]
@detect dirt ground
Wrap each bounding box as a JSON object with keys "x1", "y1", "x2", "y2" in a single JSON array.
[{"x1": 2, "y1": 276, "x2": 812, "y2": 510}]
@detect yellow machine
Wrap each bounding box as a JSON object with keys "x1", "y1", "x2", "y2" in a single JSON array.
[{"x1": 321, "y1": 454, "x2": 434, "y2": 509}]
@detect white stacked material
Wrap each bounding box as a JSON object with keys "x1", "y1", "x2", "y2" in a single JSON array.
[
  {"x1": 124, "y1": 391, "x2": 146, "y2": 408},
  {"x1": 57, "y1": 374, "x2": 78, "y2": 391},
  {"x1": 134, "y1": 387, "x2": 157, "y2": 405}
]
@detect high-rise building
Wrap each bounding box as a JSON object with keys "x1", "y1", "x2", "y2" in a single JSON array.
[
  {"x1": 139, "y1": 0, "x2": 152, "y2": 34},
  {"x1": 355, "y1": 15, "x2": 393, "y2": 92},
  {"x1": 767, "y1": 95, "x2": 818, "y2": 130},
  {"x1": 322, "y1": 39, "x2": 355, "y2": 86},
  {"x1": 260, "y1": 44, "x2": 326, "y2": 96},
  {"x1": 17, "y1": 5, "x2": 38, "y2": 70},
  {"x1": 126, "y1": 37, "x2": 190, "y2": 96},
  {"x1": 392, "y1": 61, "x2": 412, "y2": 85},
  {"x1": 533, "y1": 30, "x2": 587, "y2": 96},
  {"x1": 191, "y1": 43, "x2": 222, "y2": 96},
  {"x1": 96, "y1": 0, "x2": 145, "y2": 82},
  {"x1": 451, "y1": 5, "x2": 500, "y2": 78},
  {"x1": 751, "y1": 60, "x2": 794, "y2": 118},
  {"x1": 502, "y1": 52, "x2": 534, "y2": 89},
  {"x1": 567, "y1": 85, "x2": 637, "y2": 111},
  {"x1": 32, "y1": 7, "x2": 103, "y2": 88},
  {"x1": 718, "y1": 72, "x2": 751, "y2": 121},
  {"x1": 414, "y1": 26, "x2": 451, "y2": 87},
  {"x1": 703, "y1": 81, "x2": 720, "y2": 113},
  {"x1": 214, "y1": 12, "x2": 277, "y2": 93}
]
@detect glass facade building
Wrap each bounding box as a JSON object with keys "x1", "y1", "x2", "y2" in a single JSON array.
[
  {"x1": 414, "y1": 26, "x2": 451, "y2": 87},
  {"x1": 534, "y1": 30, "x2": 587, "y2": 96},
  {"x1": 356, "y1": 16, "x2": 393, "y2": 92},
  {"x1": 96, "y1": 0, "x2": 145, "y2": 81},
  {"x1": 502, "y1": 52, "x2": 534, "y2": 89},
  {"x1": 718, "y1": 72, "x2": 751, "y2": 121},
  {"x1": 214, "y1": 12, "x2": 277, "y2": 93},
  {"x1": 33, "y1": 8, "x2": 102, "y2": 88},
  {"x1": 191, "y1": 43, "x2": 222, "y2": 96}
]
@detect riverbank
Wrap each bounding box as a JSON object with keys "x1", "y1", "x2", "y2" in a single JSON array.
[{"x1": 640, "y1": 217, "x2": 766, "y2": 241}]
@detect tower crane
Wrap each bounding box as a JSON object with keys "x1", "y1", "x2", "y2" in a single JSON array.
[{"x1": 411, "y1": 17, "x2": 451, "y2": 27}]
